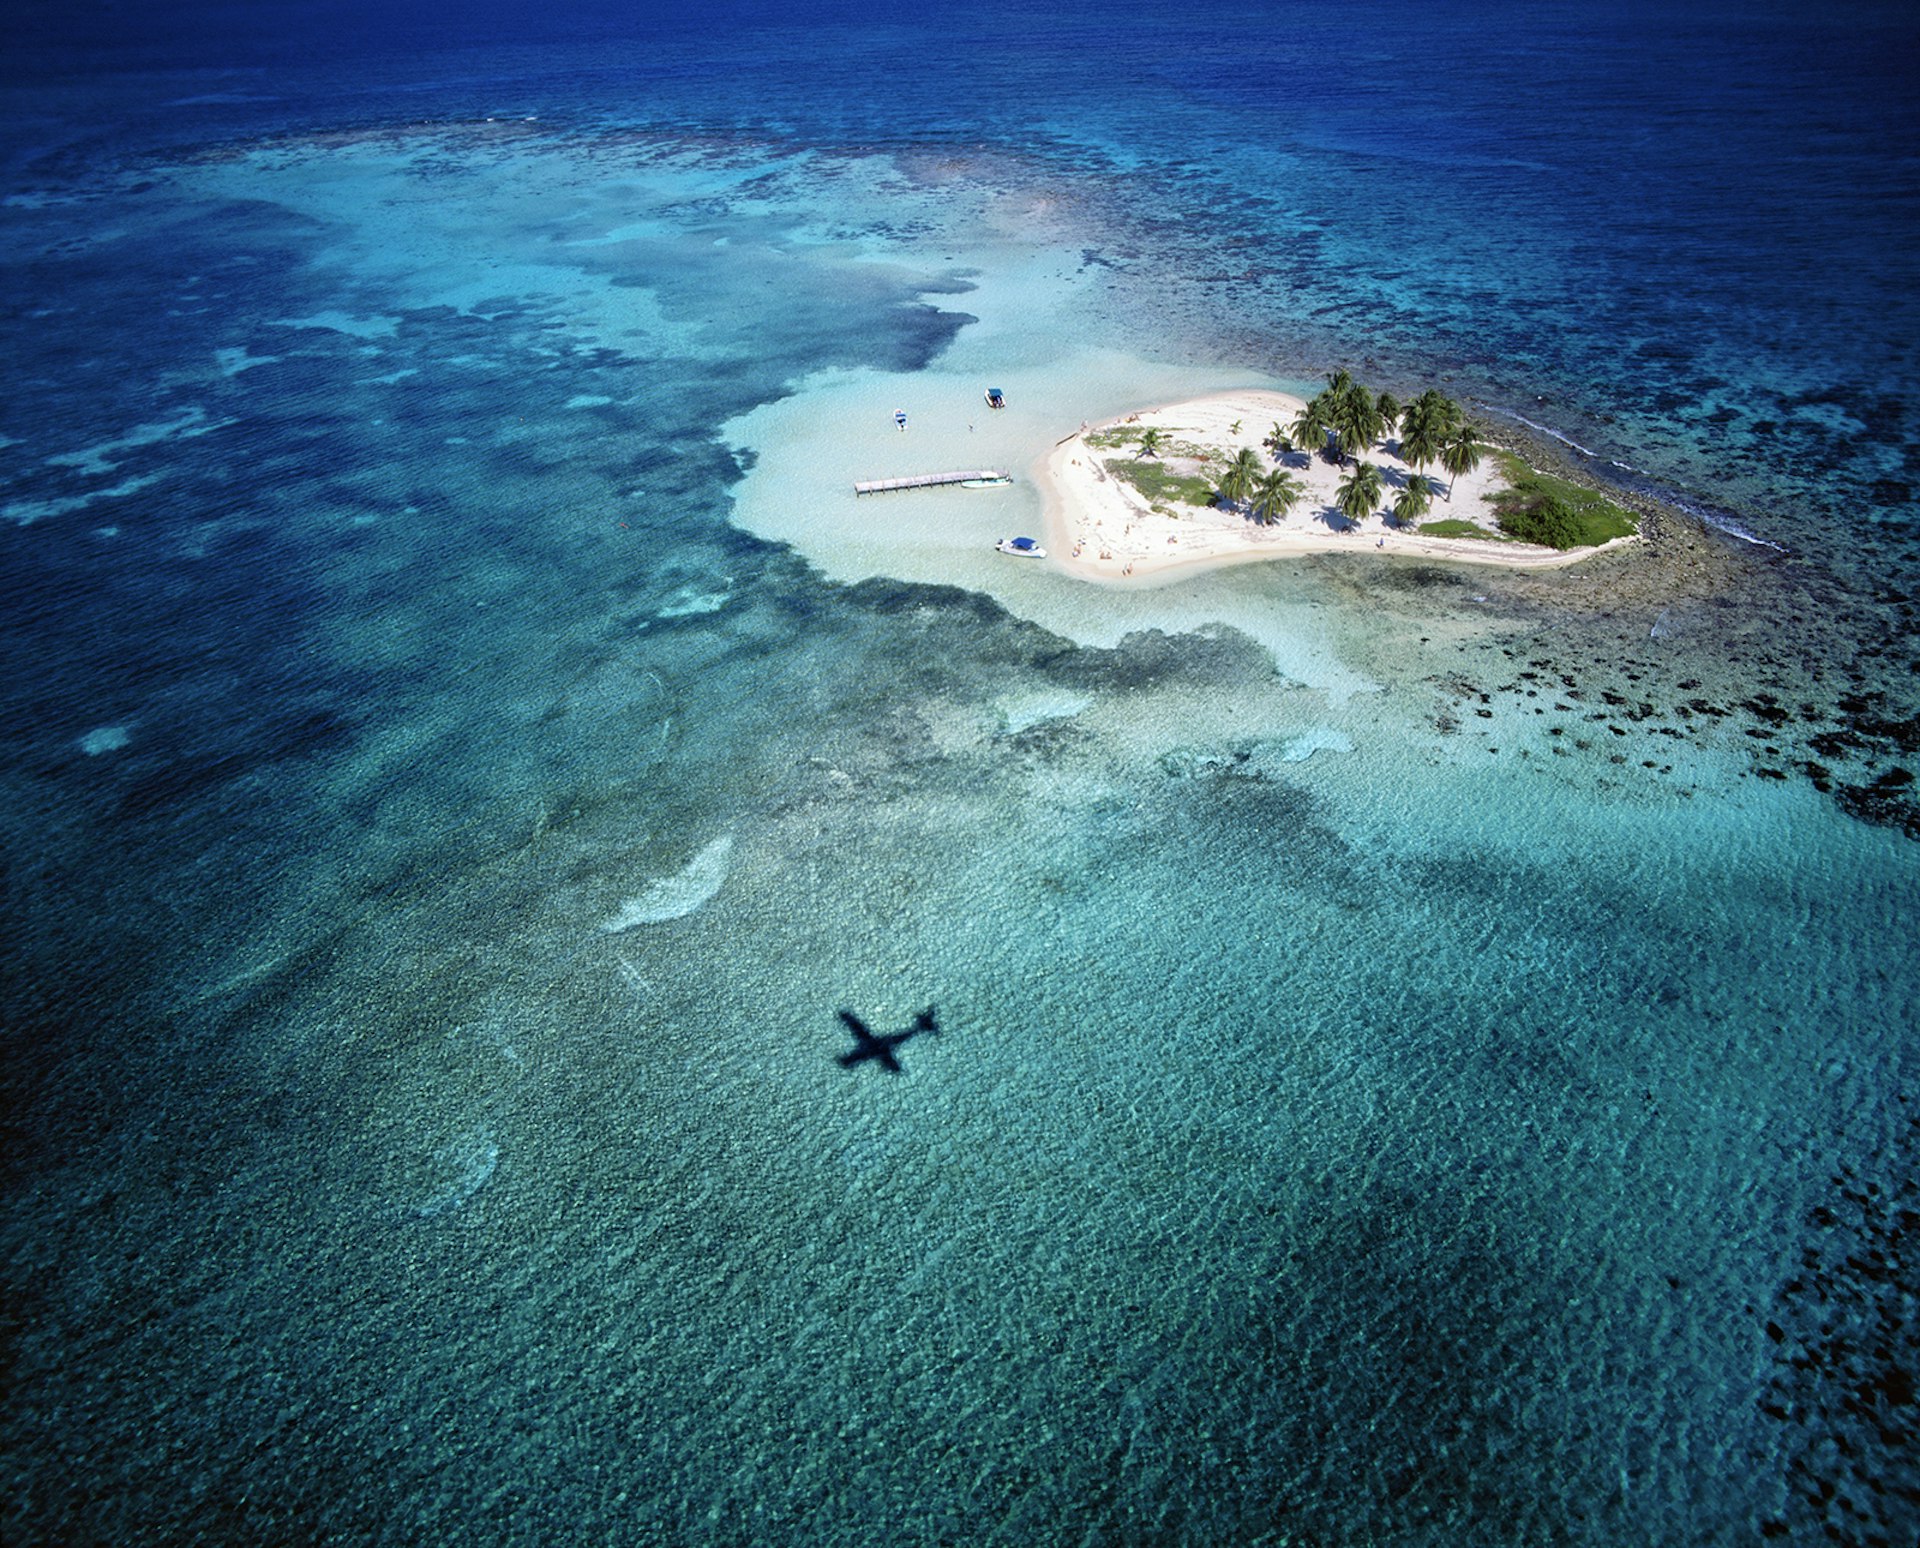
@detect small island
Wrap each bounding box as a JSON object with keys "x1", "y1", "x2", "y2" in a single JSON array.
[{"x1": 1038, "y1": 375, "x2": 1638, "y2": 583}]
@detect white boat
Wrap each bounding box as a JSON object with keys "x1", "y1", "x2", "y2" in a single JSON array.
[{"x1": 996, "y1": 536, "x2": 1045, "y2": 557}]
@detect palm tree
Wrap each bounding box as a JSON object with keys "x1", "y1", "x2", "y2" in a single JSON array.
[
  {"x1": 1376, "y1": 391, "x2": 1403, "y2": 445},
  {"x1": 1420, "y1": 387, "x2": 1461, "y2": 423},
  {"x1": 1220, "y1": 446, "x2": 1264, "y2": 510},
  {"x1": 1262, "y1": 422, "x2": 1292, "y2": 460},
  {"x1": 1336, "y1": 461, "x2": 1384, "y2": 529},
  {"x1": 1315, "y1": 374, "x2": 1353, "y2": 461},
  {"x1": 1332, "y1": 383, "x2": 1384, "y2": 465},
  {"x1": 1397, "y1": 392, "x2": 1430, "y2": 458},
  {"x1": 1250, "y1": 469, "x2": 1304, "y2": 526},
  {"x1": 1391, "y1": 472, "x2": 1435, "y2": 528},
  {"x1": 1289, "y1": 400, "x2": 1331, "y2": 463},
  {"x1": 1438, "y1": 423, "x2": 1487, "y2": 501},
  {"x1": 1399, "y1": 390, "x2": 1461, "y2": 474},
  {"x1": 1137, "y1": 426, "x2": 1164, "y2": 458}
]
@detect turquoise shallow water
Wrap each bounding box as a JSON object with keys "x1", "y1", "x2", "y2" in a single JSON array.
[{"x1": 4, "y1": 7, "x2": 1919, "y2": 1544}]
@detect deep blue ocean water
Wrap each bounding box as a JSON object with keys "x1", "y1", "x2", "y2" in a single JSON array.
[{"x1": 4, "y1": 4, "x2": 1917, "y2": 1544}]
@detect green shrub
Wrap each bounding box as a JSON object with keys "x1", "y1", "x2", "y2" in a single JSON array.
[
  {"x1": 1487, "y1": 454, "x2": 1638, "y2": 549},
  {"x1": 1497, "y1": 496, "x2": 1587, "y2": 549}
]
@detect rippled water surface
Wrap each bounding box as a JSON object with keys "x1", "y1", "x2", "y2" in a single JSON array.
[{"x1": 4, "y1": 4, "x2": 1916, "y2": 1544}]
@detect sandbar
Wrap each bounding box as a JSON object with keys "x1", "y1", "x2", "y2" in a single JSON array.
[{"x1": 1037, "y1": 389, "x2": 1632, "y2": 584}]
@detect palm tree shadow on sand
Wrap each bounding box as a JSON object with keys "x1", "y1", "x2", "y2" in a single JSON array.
[{"x1": 836, "y1": 1006, "x2": 940, "y2": 1074}]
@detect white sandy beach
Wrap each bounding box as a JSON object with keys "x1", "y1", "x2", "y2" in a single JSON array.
[{"x1": 1039, "y1": 389, "x2": 1630, "y2": 583}]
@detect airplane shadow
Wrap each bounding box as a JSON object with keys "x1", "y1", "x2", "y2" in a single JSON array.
[{"x1": 836, "y1": 1006, "x2": 940, "y2": 1074}]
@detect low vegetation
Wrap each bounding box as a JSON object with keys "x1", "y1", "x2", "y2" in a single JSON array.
[
  {"x1": 1087, "y1": 427, "x2": 1210, "y2": 460},
  {"x1": 1417, "y1": 518, "x2": 1503, "y2": 540},
  {"x1": 1486, "y1": 453, "x2": 1637, "y2": 549},
  {"x1": 1105, "y1": 457, "x2": 1217, "y2": 513}
]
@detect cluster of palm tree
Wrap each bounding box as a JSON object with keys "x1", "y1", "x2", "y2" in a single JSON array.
[
  {"x1": 1288, "y1": 370, "x2": 1396, "y2": 468},
  {"x1": 1131, "y1": 374, "x2": 1493, "y2": 532},
  {"x1": 1334, "y1": 460, "x2": 1436, "y2": 530},
  {"x1": 1219, "y1": 445, "x2": 1303, "y2": 525},
  {"x1": 1397, "y1": 388, "x2": 1488, "y2": 503},
  {"x1": 1283, "y1": 372, "x2": 1491, "y2": 526}
]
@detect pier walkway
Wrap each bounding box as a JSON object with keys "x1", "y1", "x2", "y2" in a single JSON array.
[{"x1": 853, "y1": 469, "x2": 1010, "y2": 496}]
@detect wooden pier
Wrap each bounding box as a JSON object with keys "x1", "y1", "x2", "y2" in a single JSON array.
[{"x1": 853, "y1": 468, "x2": 1010, "y2": 496}]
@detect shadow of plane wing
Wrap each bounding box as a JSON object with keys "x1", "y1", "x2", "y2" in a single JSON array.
[{"x1": 835, "y1": 1006, "x2": 939, "y2": 1074}]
